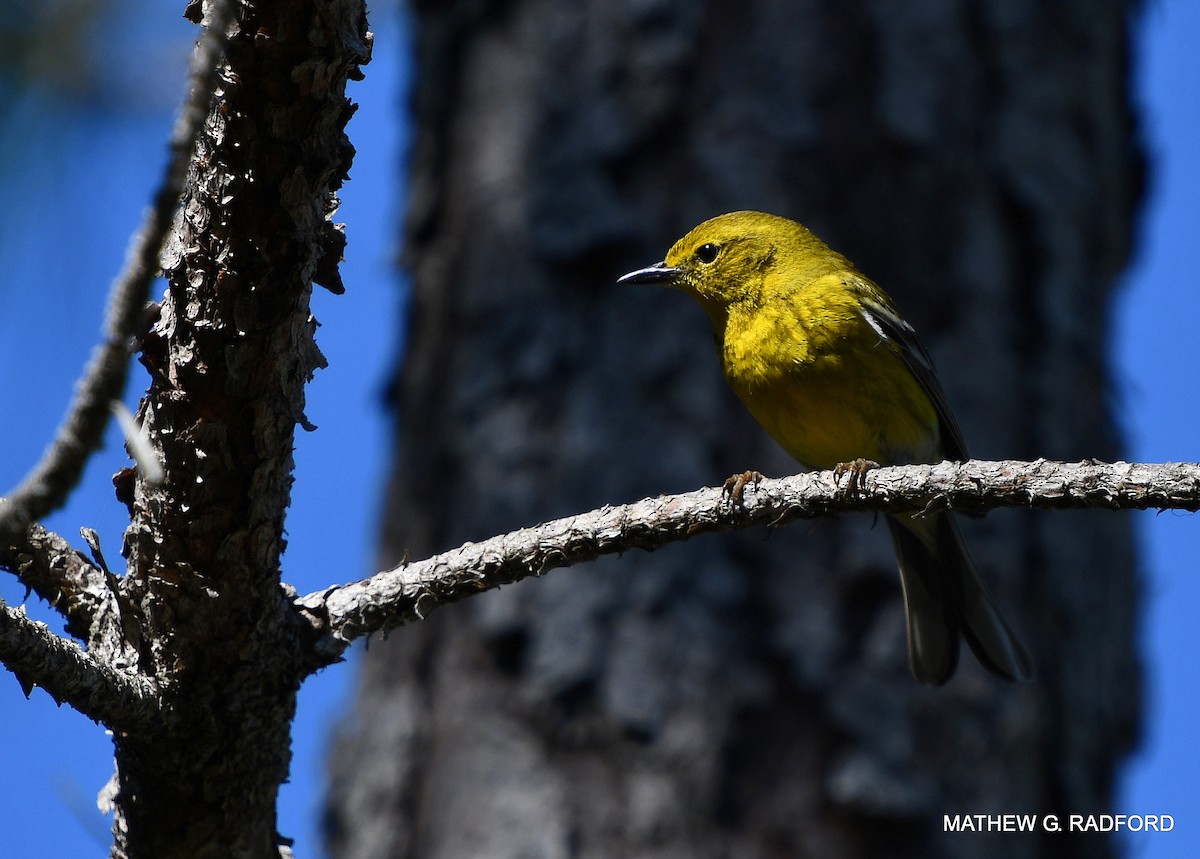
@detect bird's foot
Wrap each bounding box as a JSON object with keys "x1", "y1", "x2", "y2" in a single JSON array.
[
  {"x1": 833, "y1": 458, "x2": 880, "y2": 497},
  {"x1": 722, "y1": 470, "x2": 763, "y2": 507}
]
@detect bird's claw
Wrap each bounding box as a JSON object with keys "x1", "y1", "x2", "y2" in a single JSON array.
[
  {"x1": 833, "y1": 458, "x2": 880, "y2": 497},
  {"x1": 722, "y1": 470, "x2": 763, "y2": 507}
]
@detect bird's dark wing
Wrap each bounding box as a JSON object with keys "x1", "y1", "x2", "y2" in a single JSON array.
[{"x1": 850, "y1": 277, "x2": 969, "y2": 462}]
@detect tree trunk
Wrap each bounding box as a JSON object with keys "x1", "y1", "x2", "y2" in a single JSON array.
[
  {"x1": 106, "y1": 1, "x2": 367, "y2": 856},
  {"x1": 326, "y1": 1, "x2": 1143, "y2": 857}
]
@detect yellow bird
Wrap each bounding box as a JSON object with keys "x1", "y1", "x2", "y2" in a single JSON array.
[{"x1": 620, "y1": 210, "x2": 1033, "y2": 685}]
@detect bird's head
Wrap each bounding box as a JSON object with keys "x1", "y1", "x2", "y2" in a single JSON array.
[{"x1": 618, "y1": 210, "x2": 842, "y2": 316}]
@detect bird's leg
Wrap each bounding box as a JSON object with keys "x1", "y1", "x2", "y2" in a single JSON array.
[
  {"x1": 722, "y1": 470, "x2": 763, "y2": 506},
  {"x1": 833, "y1": 458, "x2": 880, "y2": 497}
]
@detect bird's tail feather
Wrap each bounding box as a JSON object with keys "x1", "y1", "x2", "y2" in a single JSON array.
[{"x1": 886, "y1": 512, "x2": 1034, "y2": 686}]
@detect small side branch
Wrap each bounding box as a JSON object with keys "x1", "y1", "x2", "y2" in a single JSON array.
[
  {"x1": 0, "y1": 524, "x2": 107, "y2": 638},
  {"x1": 0, "y1": 600, "x2": 158, "y2": 733},
  {"x1": 0, "y1": 0, "x2": 237, "y2": 545},
  {"x1": 298, "y1": 459, "x2": 1200, "y2": 667}
]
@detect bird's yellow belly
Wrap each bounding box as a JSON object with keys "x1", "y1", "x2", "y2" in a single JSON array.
[{"x1": 725, "y1": 344, "x2": 939, "y2": 471}]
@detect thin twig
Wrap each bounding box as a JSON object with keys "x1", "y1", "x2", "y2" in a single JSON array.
[
  {"x1": 297, "y1": 459, "x2": 1200, "y2": 667},
  {"x1": 0, "y1": 0, "x2": 238, "y2": 545}
]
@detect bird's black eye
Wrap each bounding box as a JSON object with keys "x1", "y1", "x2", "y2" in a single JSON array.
[{"x1": 695, "y1": 243, "x2": 719, "y2": 264}]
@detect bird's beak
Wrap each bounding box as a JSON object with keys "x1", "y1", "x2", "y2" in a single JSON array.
[{"x1": 617, "y1": 261, "x2": 680, "y2": 285}]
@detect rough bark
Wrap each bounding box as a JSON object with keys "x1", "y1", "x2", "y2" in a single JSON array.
[
  {"x1": 97, "y1": 1, "x2": 368, "y2": 856},
  {"x1": 326, "y1": 1, "x2": 1143, "y2": 858},
  {"x1": 302, "y1": 459, "x2": 1189, "y2": 661}
]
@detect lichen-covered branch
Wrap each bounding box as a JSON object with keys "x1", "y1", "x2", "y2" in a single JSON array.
[
  {"x1": 0, "y1": 600, "x2": 158, "y2": 732},
  {"x1": 299, "y1": 458, "x2": 1198, "y2": 667}
]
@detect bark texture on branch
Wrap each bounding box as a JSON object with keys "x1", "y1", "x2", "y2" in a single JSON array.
[
  {"x1": 301, "y1": 460, "x2": 1194, "y2": 661},
  {"x1": 0, "y1": 524, "x2": 107, "y2": 639},
  {"x1": 326, "y1": 2, "x2": 1143, "y2": 858},
  {"x1": 0, "y1": 600, "x2": 158, "y2": 727}
]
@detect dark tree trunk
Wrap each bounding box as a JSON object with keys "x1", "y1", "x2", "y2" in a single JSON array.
[
  {"x1": 105, "y1": 1, "x2": 367, "y2": 856},
  {"x1": 326, "y1": 2, "x2": 1143, "y2": 857}
]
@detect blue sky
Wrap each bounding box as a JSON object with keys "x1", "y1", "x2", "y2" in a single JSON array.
[
  {"x1": 1114, "y1": 1, "x2": 1200, "y2": 851},
  {"x1": 0, "y1": 3, "x2": 1195, "y2": 856}
]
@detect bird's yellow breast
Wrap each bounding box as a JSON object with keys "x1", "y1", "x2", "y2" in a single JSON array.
[{"x1": 717, "y1": 276, "x2": 940, "y2": 470}]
